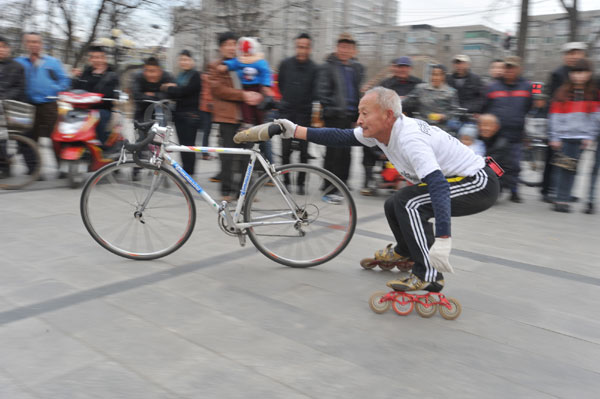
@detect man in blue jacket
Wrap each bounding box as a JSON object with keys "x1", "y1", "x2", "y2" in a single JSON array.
[
  {"x1": 16, "y1": 32, "x2": 70, "y2": 172},
  {"x1": 483, "y1": 56, "x2": 532, "y2": 203}
]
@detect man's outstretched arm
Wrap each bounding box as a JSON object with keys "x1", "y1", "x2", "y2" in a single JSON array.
[{"x1": 277, "y1": 119, "x2": 362, "y2": 147}]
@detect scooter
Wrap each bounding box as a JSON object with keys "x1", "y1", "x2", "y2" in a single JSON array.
[{"x1": 51, "y1": 90, "x2": 127, "y2": 188}]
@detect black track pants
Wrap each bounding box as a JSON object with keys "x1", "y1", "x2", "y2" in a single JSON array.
[{"x1": 384, "y1": 167, "x2": 500, "y2": 282}]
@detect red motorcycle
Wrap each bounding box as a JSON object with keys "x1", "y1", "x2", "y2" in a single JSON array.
[{"x1": 51, "y1": 90, "x2": 126, "y2": 187}]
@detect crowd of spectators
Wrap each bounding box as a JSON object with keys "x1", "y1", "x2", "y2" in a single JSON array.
[{"x1": 1, "y1": 31, "x2": 598, "y2": 214}]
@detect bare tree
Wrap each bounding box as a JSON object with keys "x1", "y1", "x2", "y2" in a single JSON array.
[{"x1": 558, "y1": 0, "x2": 578, "y2": 42}]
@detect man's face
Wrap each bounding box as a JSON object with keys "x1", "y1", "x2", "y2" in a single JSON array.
[
  {"x1": 478, "y1": 117, "x2": 499, "y2": 138},
  {"x1": 357, "y1": 93, "x2": 391, "y2": 139},
  {"x1": 564, "y1": 49, "x2": 585, "y2": 67},
  {"x1": 504, "y1": 64, "x2": 520, "y2": 81},
  {"x1": 336, "y1": 42, "x2": 355, "y2": 62},
  {"x1": 143, "y1": 65, "x2": 163, "y2": 83},
  {"x1": 489, "y1": 61, "x2": 505, "y2": 79},
  {"x1": 453, "y1": 60, "x2": 469, "y2": 76},
  {"x1": 0, "y1": 42, "x2": 10, "y2": 60},
  {"x1": 88, "y1": 51, "x2": 107, "y2": 70},
  {"x1": 392, "y1": 65, "x2": 410, "y2": 79},
  {"x1": 179, "y1": 55, "x2": 194, "y2": 71},
  {"x1": 295, "y1": 38, "x2": 311, "y2": 61},
  {"x1": 220, "y1": 39, "x2": 237, "y2": 59},
  {"x1": 430, "y1": 68, "x2": 445, "y2": 87},
  {"x1": 24, "y1": 34, "x2": 42, "y2": 56}
]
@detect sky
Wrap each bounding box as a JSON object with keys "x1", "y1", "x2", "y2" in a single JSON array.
[{"x1": 398, "y1": 0, "x2": 599, "y2": 34}]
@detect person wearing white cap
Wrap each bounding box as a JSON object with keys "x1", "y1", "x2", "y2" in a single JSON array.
[
  {"x1": 540, "y1": 42, "x2": 588, "y2": 202},
  {"x1": 447, "y1": 54, "x2": 485, "y2": 114}
]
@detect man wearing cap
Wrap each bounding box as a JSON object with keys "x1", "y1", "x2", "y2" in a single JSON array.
[
  {"x1": 547, "y1": 42, "x2": 587, "y2": 98},
  {"x1": 483, "y1": 55, "x2": 533, "y2": 203},
  {"x1": 447, "y1": 54, "x2": 485, "y2": 114},
  {"x1": 379, "y1": 57, "x2": 422, "y2": 98},
  {"x1": 540, "y1": 42, "x2": 588, "y2": 202},
  {"x1": 317, "y1": 32, "x2": 365, "y2": 200}
]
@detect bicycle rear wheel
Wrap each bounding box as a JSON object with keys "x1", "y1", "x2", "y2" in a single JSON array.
[
  {"x1": 243, "y1": 164, "x2": 356, "y2": 267},
  {"x1": 0, "y1": 133, "x2": 41, "y2": 190},
  {"x1": 80, "y1": 161, "x2": 196, "y2": 260}
]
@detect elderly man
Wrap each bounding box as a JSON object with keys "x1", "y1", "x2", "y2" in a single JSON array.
[{"x1": 268, "y1": 87, "x2": 501, "y2": 292}]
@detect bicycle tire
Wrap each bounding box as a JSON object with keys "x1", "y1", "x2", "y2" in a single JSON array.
[
  {"x1": 80, "y1": 161, "x2": 196, "y2": 260},
  {"x1": 520, "y1": 144, "x2": 546, "y2": 187},
  {"x1": 0, "y1": 133, "x2": 41, "y2": 190},
  {"x1": 243, "y1": 163, "x2": 356, "y2": 267}
]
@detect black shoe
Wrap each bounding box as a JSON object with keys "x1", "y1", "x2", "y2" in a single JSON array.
[
  {"x1": 570, "y1": 195, "x2": 579, "y2": 203},
  {"x1": 584, "y1": 202, "x2": 595, "y2": 215},
  {"x1": 297, "y1": 186, "x2": 305, "y2": 195},
  {"x1": 510, "y1": 192, "x2": 522, "y2": 203},
  {"x1": 58, "y1": 172, "x2": 67, "y2": 179},
  {"x1": 554, "y1": 203, "x2": 571, "y2": 213},
  {"x1": 209, "y1": 175, "x2": 221, "y2": 183},
  {"x1": 541, "y1": 194, "x2": 554, "y2": 204},
  {"x1": 307, "y1": 153, "x2": 317, "y2": 160}
]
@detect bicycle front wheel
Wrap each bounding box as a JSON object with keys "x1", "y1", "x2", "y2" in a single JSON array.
[
  {"x1": 80, "y1": 161, "x2": 196, "y2": 260},
  {"x1": 243, "y1": 164, "x2": 356, "y2": 267},
  {"x1": 0, "y1": 133, "x2": 41, "y2": 190}
]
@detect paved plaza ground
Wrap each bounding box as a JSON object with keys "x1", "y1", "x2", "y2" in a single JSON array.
[{"x1": 1, "y1": 141, "x2": 599, "y2": 398}]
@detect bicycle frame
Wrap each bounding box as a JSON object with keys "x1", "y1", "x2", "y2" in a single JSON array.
[{"x1": 151, "y1": 143, "x2": 303, "y2": 232}]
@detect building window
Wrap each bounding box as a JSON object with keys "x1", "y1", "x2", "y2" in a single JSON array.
[
  {"x1": 491, "y1": 34, "x2": 499, "y2": 42},
  {"x1": 463, "y1": 44, "x2": 482, "y2": 51},
  {"x1": 545, "y1": 37, "x2": 553, "y2": 43},
  {"x1": 444, "y1": 34, "x2": 451, "y2": 41},
  {"x1": 444, "y1": 46, "x2": 450, "y2": 52},
  {"x1": 527, "y1": 37, "x2": 538, "y2": 45},
  {"x1": 464, "y1": 30, "x2": 490, "y2": 39}
]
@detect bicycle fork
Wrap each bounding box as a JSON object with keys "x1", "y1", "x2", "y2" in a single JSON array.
[{"x1": 134, "y1": 170, "x2": 165, "y2": 224}]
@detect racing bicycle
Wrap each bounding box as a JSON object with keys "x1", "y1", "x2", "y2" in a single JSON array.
[{"x1": 79, "y1": 120, "x2": 357, "y2": 267}]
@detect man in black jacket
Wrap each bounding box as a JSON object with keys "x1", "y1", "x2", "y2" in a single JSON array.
[
  {"x1": 0, "y1": 36, "x2": 26, "y2": 102},
  {"x1": 0, "y1": 36, "x2": 26, "y2": 177},
  {"x1": 446, "y1": 54, "x2": 484, "y2": 114},
  {"x1": 131, "y1": 57, "x2": 174, "y2": 122},
  {"x1": 378, "y1": 56, "x2": 421, "y2": 98},
  {"x1": 317, "y1": 33, "x2": 364, "y2": 197},
  {"x1": 71, "y1": 46, "x2": 119, "y2": 145},
  {"x1": 277, "y1": 33, "x2": 318, "y2": 193}
]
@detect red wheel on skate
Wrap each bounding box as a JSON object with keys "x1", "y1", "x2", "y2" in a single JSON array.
[
  {"x1": 378, "y1": 262, "x2": 396, "y2": 271},
  {"x1": 415, "y1": 295, "x2": 438, "y2": 318},
  {"x1": 360, "y1": 258, "x2": 378, "y2": 270},
  {"x1": 396, "y1": 261, "x2": 414, "y2": 272},
  {"x1": 369, "y1": 291, "x2": 391, "y2": 314},
  {"x1": 439, "y1": 297, "x2": 462, "y2": 320},
  {"x1": 391, "y1": 295, "x2": 414, "y2": 316}
]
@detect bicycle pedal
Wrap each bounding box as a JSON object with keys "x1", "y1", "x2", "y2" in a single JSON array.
[{"x1": 238, "y1": 233, "x2": 247, "y2": 247}]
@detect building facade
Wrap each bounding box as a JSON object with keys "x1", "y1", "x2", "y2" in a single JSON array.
[{"x1": 519, "y1": 9, "x2": 600, "y2": 81}]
